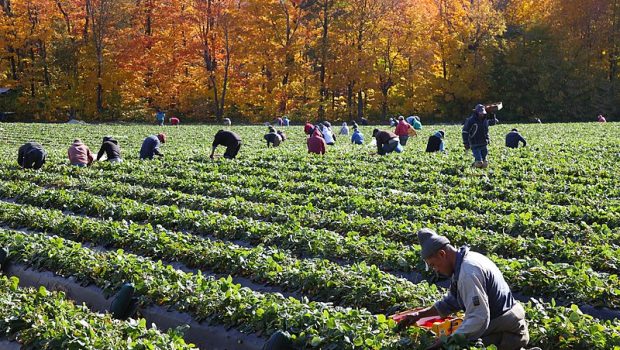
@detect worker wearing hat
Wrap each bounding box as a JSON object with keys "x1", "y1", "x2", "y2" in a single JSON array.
[
  {"x1": 139, "y1": 133, "x2": 166, "y2": 160},
  {"x1": 505, "y1": 129, "x2": 527, "y2": 149},
  {"x1": 397, "y1": 228, "x2": 529, "y2": 350},
  {"x1": 462, "y1": 104, "x2": 498, "y2": 168}
]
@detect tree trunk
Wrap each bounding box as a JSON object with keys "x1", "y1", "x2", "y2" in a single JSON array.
[
  {"x1": 318, "y1": 0, "x2": 329, "y2": 119},
  {"x1": 357, "y1": 90, "x2": 363, "y2": 119}
]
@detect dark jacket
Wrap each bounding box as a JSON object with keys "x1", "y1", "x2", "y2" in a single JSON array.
[
  {"x1": 375, "y1": 131, "x2": 398, "y2": 155},
  {"x1": 426, "y1": 132, "x2": 444, "y2": 153},
  {"x1": 97, "y1": 137, "x2": 121, "y2": 161},
  {"x1": 140, "y1": 135, "x2": 163, "y2": 159},
  {"x1": 462, "y1": 114, "x2": 498, "y2": 147},
  {"x1": 18, "y1": 142, "x2": 46, "y2": 169},
  {"x1": 505, "y1": 131, "x2": 526, "y2": 148},
  {"x1": 213, "y1": 130, "x2": 242, "y2": 149},
  {"x1": 264, "y1": 132, "x2": 282, "y2": 147}
]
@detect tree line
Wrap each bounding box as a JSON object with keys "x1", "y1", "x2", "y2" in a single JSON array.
[{"x1": 0, "y1": 0, "x2": 618, "y2": 122}]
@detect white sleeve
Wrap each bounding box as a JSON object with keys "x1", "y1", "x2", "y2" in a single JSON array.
[{"x1": 453, "y1": 266, "x2": 490, "y2": 340}]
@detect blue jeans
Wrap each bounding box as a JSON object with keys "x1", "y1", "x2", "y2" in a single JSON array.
[
  {"x1": 399, "y1": 135, "x2": 409, "y2": 146},
  {"x1": 471, "y1": 145, "x2": 488, "y2": 162},
  {"x1": 383, "y1": 139, "x2": 403, "y2": 154}
]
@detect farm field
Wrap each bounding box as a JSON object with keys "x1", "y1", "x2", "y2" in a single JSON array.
[{"x1": 0, "y1": 122, "x2": 619, "y2": 349}]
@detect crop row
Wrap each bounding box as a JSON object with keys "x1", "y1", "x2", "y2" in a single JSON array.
[
  {"x1": 1, "y1": 179, "x2": 618, "y2": 309},
  {"x1": 3, "y1": 166, "x2": 619, "y2": 276},
  {"x1": 10, "y1": 161, "x2": 616, "y2": 246},
  {"x1": 2, "y1": 228, "x2": 620, "y2": 349},
  {"x1": 0, "y1": 228, "x2": 423, "y2": 349},
  {"x1": 0, "y1": 201, "x2": 439, "y2": 314},
  {"x1": 0, "y1": 275, "x2": 195, "y2": 349}
]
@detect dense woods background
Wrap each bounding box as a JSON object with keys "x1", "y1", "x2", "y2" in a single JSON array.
[{"x1": 0, "y1": 0, "x2": 618, "y2": 122}]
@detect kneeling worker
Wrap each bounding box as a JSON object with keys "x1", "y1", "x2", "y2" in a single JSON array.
[
  {"x1": 210, "y1": 130, "x2": 242, "y2": 159},
  {"x1": 18, "y1": 142, "x2": 47, "y2": 170},
  {"x1": 397, "y1": 228, "x2": 530, "y2": 350}
]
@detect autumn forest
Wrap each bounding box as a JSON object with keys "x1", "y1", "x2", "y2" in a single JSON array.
[{"x1": 0, "y1": 0, "x2": 618, "y2": 122}]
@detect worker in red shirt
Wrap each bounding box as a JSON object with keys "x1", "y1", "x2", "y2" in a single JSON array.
[
  {"x1": 170, "y1": 117, "x2": 180, "y2": 126},
  {"x1": 307, "y1": 128, "x2": 326, "y2": 155}
]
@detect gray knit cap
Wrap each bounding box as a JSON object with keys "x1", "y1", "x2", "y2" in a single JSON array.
[{"x1": 417, "y1": 228, "x2": 450, "y2": 259}]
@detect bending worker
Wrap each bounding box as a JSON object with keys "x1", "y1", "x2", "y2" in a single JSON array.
[
  {"x1": 505, "y1": 129, "x2": 527, "y2": 149},
  {"x1": 397, "y1": 228, "x2": 529, "y2": 350},
  {"x1": 210, "y1": 130, "x2": 242, "y2": 159},
  {"x1": 140, "y1": 133, "x2": 166, "y2": 160},
  {"x1": 18, "y1": 142, "x2": 47, "y2": 170}
]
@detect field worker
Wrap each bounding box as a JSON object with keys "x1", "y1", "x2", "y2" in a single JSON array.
[
  {"x1": 462, "y1": 104, "x2": 497, "y2": 168},
  {"x1": 304, "y1": 122, "x2": 314, "y2": 135},
  {"x1": 406, "y1": 115, "x2": 422, "y2": 130},
  {"x1": 68, "y1": 139, "x2": 94, "y2": 167},
  {"x1": 505, "y1": 129, "x2": 527, "y2": 149},
  {"x1": 351, "y1": 120, "x2": 359, "y2": 129},
  {"x1": 96, "y1": 136, "x2": 122, "y2": 163},
  {"x1": 321, "y1": 123, "x2": 336, "y2": 145},
  {"x1": 307, "y1": 128, "x2": 327, "y2": 155},
  {"x1": 223, "y1": 117, "x2": 232, "y2": 126},
  {"x1": 426, "y1": 130, "x2": 445, "y2": 153},
  {"x1": 373, "y1": 129, "x2": 403, "y2": 155},
  {"x1": 18, "y1": 142, "x2": 46, "y2": 170},
  {"x1": 351, "y1": 127, "x2": 364, "y2": 145},
  {"x1": 389, "y1": 117, "x2": 397, "y2": 127},
  {"x1": 360, "y1": 117, "x2": 369, "y2": 126},
  {"x1": 170, "y1": 117, "x2": 180, "y2": 126},
  {"x1": 210, "y1": 130, "x2": 242, "y2": 159},
  {"x1": 277, "y1": 130, "x2": 287, "y2": 142},
  {"x1": 394, "y1": 116, "x2": 414, "y2": 146},
  {"x1": 597, "y1": 114, "x2": 607, "y2": 123},
  {"x1": 140, "y1": 133, "x2": 166, "y2": 160},
  {"x1": 283, "y1": 116, "x2": 290, "y2": 126},
  {"x1": 264, "y1": 126, "x2": 283, "y2": 148},
  {"x1": 155, "y1": 108, "x2": 165, "y2": 126},
  {"x1": 276, "y1": 116, "x2": 284, "y2": 126},
  {"x1": 340, "y1": 122, "x2": 350, "y2": 136},
  {"x1": 396, "y1": 229, "x2": 530, "y2": 350}
]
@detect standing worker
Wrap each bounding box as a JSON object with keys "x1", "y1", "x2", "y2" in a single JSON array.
[
  {"x1": 140, "y1": 133, "x2": 166, "y2": 160},
  {"x1": 210, "y1": 130, "x2": 242, "y2": 159},
  {"x1": 426, "y1": 130, "x2": 445, "y2": 153},
  {"x1": 462, "y1": 104, "x2": 498, "y2": 168},
  {"x1": 372, "y1": 129, "x2": 403, "y2": 155},
  {"x1": 96, "y1": 136, "x2": 122, "y2": 163},
  {"x1": 17, "y1": 142, "x2": 47, "y2": 170},
  {"x1": 505, "y1": 129, "x2": 527, "y2": 149},
  {"x1": 68, "y1": 139, "x2": 94, "y2": 167},
  {"x1": 396, "y1": 228, "x2": 530, "y2": 350},
  {"x1": 155, "y1": 109, "x2": 166, "y2": 126}
]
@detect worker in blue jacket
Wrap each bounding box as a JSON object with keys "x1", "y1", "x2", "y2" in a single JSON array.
[
  {"x1": 505, "y1": 129, "x2": 527, "y2": 149},
  {"x1": 462, "y1": 104, "x2": 498, "y2": 168}
]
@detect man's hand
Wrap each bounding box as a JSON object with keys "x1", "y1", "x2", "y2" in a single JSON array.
[{"x1": 209, "y1": 154, "x2": 214, "y2": 160}]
